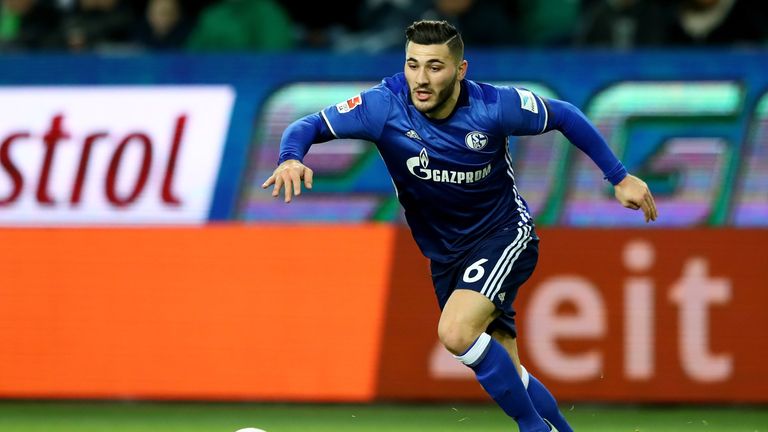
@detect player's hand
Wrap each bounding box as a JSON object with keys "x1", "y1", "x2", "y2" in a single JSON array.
[
  {"x1": 614, "y1": 174, "x2": 658, "y2": 223},
  {"x1": 261, "y1": 159, "x2": 314, "y2": 203}
]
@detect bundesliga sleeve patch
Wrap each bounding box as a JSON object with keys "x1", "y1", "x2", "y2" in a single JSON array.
[
  {"x1": 336, "y1": 94, "x2": 362, "y2": 113},
  {"x1": 515, "y1": 88, "x2": 538, "y2": 114}
]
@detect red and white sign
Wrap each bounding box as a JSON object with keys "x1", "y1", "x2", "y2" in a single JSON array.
[
  {"x1": 377, "y1": 228, "x2": 768, "y2": 403},
  {"x1": 0, "y1": 86, "x2": 234, "y2": 225}
]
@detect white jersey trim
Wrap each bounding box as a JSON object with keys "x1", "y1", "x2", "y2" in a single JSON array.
[
  {"x1": 485, "y1": 225, "x2": 533, "y2": 301},
  {"x1": 479, "y1": 225, "x2": 533, "y2": 301},
  {"x1": 480, "y1": 227, "x2": 523, "y2": 298},
  {"x1": 320, "y1": 109, "x2": 339, "y2": 138},
  {"x1": 504, "y1": 148, "x2": 532, "y2": 223},
  {"x1": 536, "y1": 95, "x2": 549, "y2": 133}
]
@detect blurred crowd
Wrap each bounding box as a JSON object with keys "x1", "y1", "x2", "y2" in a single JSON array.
[{"x1": 1, "y1": 0, "x2": 767, "y2": 53}]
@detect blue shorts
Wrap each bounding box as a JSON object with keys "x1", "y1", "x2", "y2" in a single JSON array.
[{"x1": 430, "y1": 225, "x2": 539, "y2": 338}]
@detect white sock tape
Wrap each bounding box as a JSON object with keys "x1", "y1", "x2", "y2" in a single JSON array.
[
  {"x1": 520, "y1": 364, "x2": 530, "y2": 389},
  {"x1": 454, "y1": 333, "x2": 492, "y2": 367}
]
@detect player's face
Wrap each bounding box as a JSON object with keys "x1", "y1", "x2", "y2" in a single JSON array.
[{"x1": 405, "y1": 42, "x2": 467, "y2": 119}]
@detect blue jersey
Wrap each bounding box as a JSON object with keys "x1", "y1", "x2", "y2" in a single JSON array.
[{"x1": 320, "y1": 73, "x2": 550, "y2": 264}]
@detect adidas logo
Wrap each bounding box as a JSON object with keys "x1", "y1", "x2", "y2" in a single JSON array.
[
  {"x1": 406, "y1": 129, "x2": 421, "y2": 140},
  {"x1": 498, "y1": 292, "x2": 506, "y2": 302}
]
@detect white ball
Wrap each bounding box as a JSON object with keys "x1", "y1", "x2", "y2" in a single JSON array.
[{"x1": 235, "y1": 428, "x2": 267, "y2": 432}]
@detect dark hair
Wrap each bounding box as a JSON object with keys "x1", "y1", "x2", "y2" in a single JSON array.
[{"x1": 405, "y1": 20, "x2": 464, "y2": 61}]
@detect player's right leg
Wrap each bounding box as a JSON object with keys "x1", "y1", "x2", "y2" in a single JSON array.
[
  {"x1": 493, "y1": 330, "x2": 574, "y2": 432},
  {"x1": 433, "y1": 225, "x2": 552, "y2": 432},
  {"x1": 438, "y1": 289, "x2": 551, "y2": 432}
]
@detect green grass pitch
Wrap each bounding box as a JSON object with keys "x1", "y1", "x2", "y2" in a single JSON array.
[{"x1": 0, "y1": 401, "x2": 765, "y2": 431}]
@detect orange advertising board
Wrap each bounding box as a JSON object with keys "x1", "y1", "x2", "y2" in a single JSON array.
[
  {"x1": 0, "y1": 225, "x2": 394, "y2": 401},
  {"x1": 1, "y1": 226, "x2": 766, "y2": 402},
  {"x1": 377, "y1": 228, "x2": 768, "y2": 403}
]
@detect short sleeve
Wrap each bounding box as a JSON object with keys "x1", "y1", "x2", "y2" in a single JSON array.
[
  {"x1": 498, "y1": 86, "x2": 549, "y2": 136},
  {"x1": 320, "y1": 86, "x2": 392, "y2": 142}
]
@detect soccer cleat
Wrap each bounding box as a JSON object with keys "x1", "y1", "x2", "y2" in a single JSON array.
[{"x1": 544, "y1": 418, "x2": 559, "y2": 432}]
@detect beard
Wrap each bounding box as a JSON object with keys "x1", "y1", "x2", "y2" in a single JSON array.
[{"x1": 412, "y1": 72, "x2": 458, "y2": 116}]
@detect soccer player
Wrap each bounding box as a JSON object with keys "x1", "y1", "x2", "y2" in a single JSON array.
[{"x1": 262, "y1": 20, "x2": 657, "y2": 432}]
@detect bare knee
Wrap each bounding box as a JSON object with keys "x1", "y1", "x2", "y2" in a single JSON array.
[
  {"x1": 438, "y1": 318, "x2": 483, "y2": 355},
  {"x1": 438, "y1": 289, "x2": 497, "y2": 355}
]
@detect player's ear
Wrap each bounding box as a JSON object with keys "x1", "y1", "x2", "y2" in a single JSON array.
[{"x1": 458, "y1": 59, "x2": 468, "y2": 80}]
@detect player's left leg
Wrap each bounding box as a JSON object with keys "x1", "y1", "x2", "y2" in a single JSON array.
[{"x1": 493, "y1": 330, "x2": 574, "y2": 432}]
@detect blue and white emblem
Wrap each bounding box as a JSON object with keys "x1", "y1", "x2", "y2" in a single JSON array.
[{"x1": 465, "y1": 131, "x2": 488, "y2": 150}]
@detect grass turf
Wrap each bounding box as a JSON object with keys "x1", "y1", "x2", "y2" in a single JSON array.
[{"x1": 0, "y1": 401, "x2": 765, "y2": 431}]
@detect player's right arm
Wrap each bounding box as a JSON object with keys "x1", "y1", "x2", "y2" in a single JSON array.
[
  {"x1": 261, "y1": 159, "x2": 314, "y2": 204},
  {"x1": 261, "y1": 113, "x2": 332, "y2": 203},
  {"x1": 263, "y1": 86, "x2": 392, "y2": 203}
]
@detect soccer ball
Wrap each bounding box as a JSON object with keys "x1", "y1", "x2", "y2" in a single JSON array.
[{"x1": 235, "y1": 428, "x2": 267, "y2": 432}]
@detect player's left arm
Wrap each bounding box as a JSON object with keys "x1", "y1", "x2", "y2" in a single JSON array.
[
  {"x1": 543, "y1": 97, "x2": 658, "y2": 222},
  {"x1": 613, "y1": 173, "x2": 657, "y2": 222}
]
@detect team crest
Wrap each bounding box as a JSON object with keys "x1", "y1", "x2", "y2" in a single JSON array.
[
  {"x1": 465, "y1": 131, "x2": 488, "y2": 150},
  {"x1": 336, "y1": 94, "x2": 362, "y2": 113}
]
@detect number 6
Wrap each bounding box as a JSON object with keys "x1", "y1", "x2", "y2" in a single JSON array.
[{"x1": 463, "y1": 258, "x2": 489, "y2": 283}]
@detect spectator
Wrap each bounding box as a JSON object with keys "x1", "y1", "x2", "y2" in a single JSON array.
[
  {"x1": 515, "y1": 0, "x2": 581, "y2": 47},
  {"x1": 577, "y1": 0, "x2": 674, "y2": 49},
  {"x1": 63, "y1": 0, "x2": 136, "y2": 52},
  {"x1": 52, "y1": 0, "x2": 74, "y2": 12},
  {"x1": 279, "y1": 0, "x2": 360, "y2": 49},
  {"x1": 129, "y1": 0, "x2": 216, "y2": 25},
  {"x1": 186, "y1": 0, "x2": 295, "y2": 51},
  {"x1": 0, "y1": 0, "x2": 63, "y2": 50},
  {"x1": 333, "y1": 0, "x2": 431, "y2": 53},
  {"x1": 663, "y1": 0, "x2": 767, "y2": 46},
  {"x1": 420, "y1": 0, "x2": 519, "y2": 47},
  {"x1": 135, "y1": 0, "x2": 191, "y2": 50},
  {"x1": 333, "y1": 0, "x2": 520, "y2": 53}
]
